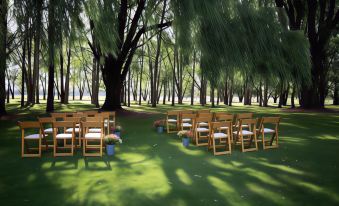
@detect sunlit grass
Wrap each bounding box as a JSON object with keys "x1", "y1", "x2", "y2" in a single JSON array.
[{"x1": 1, "y1": 101, "x2": 339, "y2": 205}]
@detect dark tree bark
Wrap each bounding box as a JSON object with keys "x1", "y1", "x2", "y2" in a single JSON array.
[
  {"x1": 88, "y1": 0, "x2": 171, "y2": 110},
  {"x1": 21, "y1": 39, "x2": 27, "y2": 108},
  {"x1": 64, "y1": 42, "x2": 71, "y2": 104},
  {"x1": 46, "y1": 0, "x2": 56, "y2": 112},
  {"x1": 0, "y1": 0, "x2": 7, "y2": 115},
  {"x1": 333, "y1": 81, "x2": 339, "y2": 105},
  {"x1": 191, "y1": 50, "x2": 196, "y2": 105},
  {"x1": 263, "y1": 79, "x2": 269, "y2": 107}
]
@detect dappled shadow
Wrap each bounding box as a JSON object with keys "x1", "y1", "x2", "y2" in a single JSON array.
[{"x1": 1, "y1": 103, "x2": 339, "y2": 205}]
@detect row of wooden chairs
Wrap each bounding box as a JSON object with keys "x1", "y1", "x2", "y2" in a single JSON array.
[
  {"x1": 166, "y1": 111, "x2": 280, "y2": 155},
  {"x1": 18, "y1": 111, "x2": 116, "y2": 158}
]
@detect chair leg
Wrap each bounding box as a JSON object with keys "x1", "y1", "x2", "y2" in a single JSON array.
[
  {"x1": 262, "y1": 131, "x2": 266, "y2": 150},
  {"x1": 38, "y1": 138, "x2": 42, "y2": 157},
  {"x1": 213, "y1": 138, "x2": 216, "y2": 155}
]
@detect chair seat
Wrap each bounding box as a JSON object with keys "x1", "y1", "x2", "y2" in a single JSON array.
[
  {"x1": 220, "y1": 126, "x2": 229, "y2": 130},
  {"x1": 44, "y1": 128, "x2": 53, "y2": 134},
  {"x1": 256, "y1": 128, "x2": 275, "y2": 133},
  {"x1": 89, "y1": 128, "x2": 102, "y2": 133},
  {"x1": 182, "y1": 123, "x2": 192, "y2": 127},
  {"x1": 66, "y1": 128, "x2": 80, "y2": 133},
  {"x1": 182, "y1": 118, "x2": 191, "y2": 122},
  {"x1": 75, "y1": 123, "x2": 80, "y2": 127},
  {"x1": 196, "y1": 128, "x2": 209, "y2": 132},
  {"x1": 212, "y1": 133, "x2": 227, "y2": 139},
  {"x1": 167, "y1": 119, "x2": 177, "y2": 123},
  {"x1": 24, "y1": 134, "x2": 44, "y2": 139},
  {"x1": 84, "y1": 133, "x2": 102, "y2": 139},
  {"x1": 56, "y1": 133, "x2": 73, "y2": 139},
  {"x1": 233, "y1": 130, "x2": 254, "y2": 135},
  {"x1": 198, "y1": 122, "x2": 208, "y2": 126}
]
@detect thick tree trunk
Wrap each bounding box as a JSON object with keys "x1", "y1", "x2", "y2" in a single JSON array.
[
  {"x1": 228, "y1": 78, "x2": 233, "y2": 106},
  {"x1": 0, "y1": 0, "x2": 7, "y2": 115},
  {"x1": 291, "y1": 84, "x2": 296, "y2": 108},
  {"x1": 101, "y1": 55, "x2": 123, "y2": 110},
  {"x1": 60, "y1": 49, "x2": 65, "y2": 103},
  {"x1": 64, "y1": 43, "x2": 71, "y2": 104},
  {"x1": 333, "y1": 81, "x2": 338, "y2": 105}
]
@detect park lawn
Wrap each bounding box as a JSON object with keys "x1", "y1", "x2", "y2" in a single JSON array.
[{"x1": 0, "y1": 101, "x2": 339, "y2": 206}]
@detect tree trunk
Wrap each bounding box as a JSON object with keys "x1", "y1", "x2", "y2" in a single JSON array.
[
  {"x1": 46, "y1": 1, "x2": 56, "y2": 112},
  {"x1": 291, "y1": 84, "x2": 296, "y2": 108},
  {"x1": 228, "y1": 78, "x2": 233, "y2": 106},
  {"x1": 21, "y1": 39, "x2": 27, "y2": 108},
  {"x1": 101, "y1": 55, "x2": 123, "y2": 110},
  {"x1": 211, "y1": 84, "x2": 215, "y2": 107},
  {"x1": 333, "y1": 81, "x2": 338, "y2": 105},
  {"x1": 191, "y1": 50, "x2": 196, "y2": 105},
  {"x1": 263, "y1": 79, "x2": 268, "y2": 107},
  {"x1": 33, "y1": 0, "x2": 43, "y2": 104},
  {"x1": 0, "y1": 0, "x2": 7, "y2": 115},
  {"x1": 60, "y1": 48, "x2": 65, "y2": 103},
  {"x1": 64, "y1": 42, "x2": 71, "y2": 104}
]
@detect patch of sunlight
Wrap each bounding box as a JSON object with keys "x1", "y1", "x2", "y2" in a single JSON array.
[
  {"x1": 209, "y1": 158, "x2": 235, "y2": 170},
  {"x1": 118, "y1": 152, "x2": 150, "y2": 165},
  {"x1": 171, "y1": 199, "x2": 187, "y2": 206},
  {"x1": 242, "y1": 168, "x2": 282, "y2": 186},
  {"x1": 207, "y1": 176, "x2": 248, "y2": 205},
  {"x1": 176, "y1": 168, "x2": 193, "y2": 185},
  {"x1": 282, "y1": 175, "x2": 339, "y2": 203},
  {"x1": 169, "y1": 142, "x2": 205, "y2": 156},
  {"x1": 259, "y1": 161, "x2": 305, "y2": 175},
  {"x1": 314, "y1": 135, "x2": 339, "y2": 141},
  {"x1": 27, "y1": 174, "x2": 36, "y2": 182},
  {"x1": 282, "y1": 122, "x2": 308, "y2": 129},
  {"x1": 246, "y1": 183, "x2": 293, "y2": 205},
  {"x1": 231, "y1": 161, "x2": 244, "y2": 167}
]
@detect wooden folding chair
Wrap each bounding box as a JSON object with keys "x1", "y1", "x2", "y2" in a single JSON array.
[
  {"x1": 51, "y1": 113, "x2": 66, "y2": 121},
  {"x1": 197, "y1": 109, "x2": 211, "y2": 114},
  {"x1": 83, "y1": 110, "x2": 98, "y2": 117},
  {"x1": 52, "y1": 121, "x2": 76, "y2": 157},
  {"x1": 85, "y1": 116, "x2": 104, "y2": 133},
  {"x1": 100, "y1": 111, "x2": 116, "y2": 134},
  {"x1": 256, "y1": 117, "x2": 280, "y2": 149},
  {"x1": 18, "y1": 121, "x2": 44, "y2": 158},
  {"x1": 38, "y1": 117, "x2": 55, "y2": 149},
  {"x1": 233, "y1": 118, "x2": 258, "y2": 152},
  {"x1": 214, "y1": 112, "x2": 233, "y2": 121},
  {"x1": 234, "y1": 113, "x2": 253, "y2": 127},
  {"x1": 180, "y1": 110, "x2": 195, "y2": 123},
  {"x1": 208, "y1": 121, "x2": 232, "y2": 155},
  {"x1": 197, "y1": 112, "x2": 213, "y2": 119},
  {"x1": 82, "y1": 120, "x2": 104, "y2": 157},
  {"x1": 64, "y1": 117, "x2": 82, "y2": 147},
  {"x1": 194, "y1": 117, "x2": 211, "y2": 146},
  {"x1": 166, "y1": 110, "x2": 180, "y2": 133},
  {"x1": 214, "y1": 114, "x2": 234, "y2": 141},
  {"x1": 180, "y1": 113, "x2": 196, "y2": 131}
]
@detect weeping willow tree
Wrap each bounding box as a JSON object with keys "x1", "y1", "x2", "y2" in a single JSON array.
[
  {"x1": 85, "y1": 0, "x2": 171, "y2": 110},
  {"x1": 172, "y1": 0, "x2": 310, "y2": 103}
]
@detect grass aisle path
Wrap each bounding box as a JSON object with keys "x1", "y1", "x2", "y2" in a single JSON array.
[{"x1": 0, "y1": 102, "x2": 339, "y2": 206}]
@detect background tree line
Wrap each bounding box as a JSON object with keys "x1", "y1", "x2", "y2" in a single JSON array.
[{"x1": 0, "y1": 0, "x2": 338, "y2": 115}]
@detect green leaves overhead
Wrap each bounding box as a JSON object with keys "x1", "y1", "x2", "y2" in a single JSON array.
[{"x1": 172, "y1": 0, "x2": 311, "y2": 87}]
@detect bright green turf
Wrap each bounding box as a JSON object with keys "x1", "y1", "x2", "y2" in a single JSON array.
[{"x1": 1, "y1": 100, "x2": 339, "y2": 206}]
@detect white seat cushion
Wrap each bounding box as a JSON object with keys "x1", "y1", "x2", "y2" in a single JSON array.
[
  {"x1": 212, "y1": 133, "x2": 227, "y2": 139},
  {"x1": 66, "y1": 128, "x2": 80, "y2": 133},
  {"x1": 56, "y1": 133, "x2": 73, "y2": 139},
  {"x1": 196, "y1": 128, "x2": 209, "y2": 132},
  {"x1": 236, "y1": 124, "x2": 249, "y2": 127},
  {"x1": 220, "y1": 126, "x2": 229, "y2": 130},
  {"x1": 256, "y1": 128, "x2": 275, "y2": 133},
  {"x1": 182, "y1": 123, "x2": 192, "y2": 127},
  {"x1": 89, "y1": 128, "x2": 101, "y2": 133},
  {"x1": 75, "y1": 123, "x2": 80, "y2": 127},
  {"x1": 167, "y1": 119, "x2": 177, "y2": 123},
  {"x1": 84, "y1": 133, "x2": 102, "y2": 139},
  {"x1": 233, "y1": 130, "x2": 254, "y2": 135},
  {"x1": 44, "y1": 128, "x2": 53, "y2": 134},
  {"x1": 182, "y1": 118, "x2": 191, "y2": 122},
  {"x1": 198, "y1": 122, "x2": 208, "y2": 126},
  {"x1": 24, "y1": 134, "x2": 43, "y2": 139}
]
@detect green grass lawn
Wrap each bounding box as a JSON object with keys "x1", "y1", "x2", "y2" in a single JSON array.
[{"x1": 1, "y1": 100, "x2": 339, "y2": 206}]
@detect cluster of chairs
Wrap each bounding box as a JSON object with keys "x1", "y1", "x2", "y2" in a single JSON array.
[
  {"x1": 18, "y1": 111, "x2": 116, "y2": 158},
  {"x1": 166, "y1": 110, "x2": 280, "y2": 155}
]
